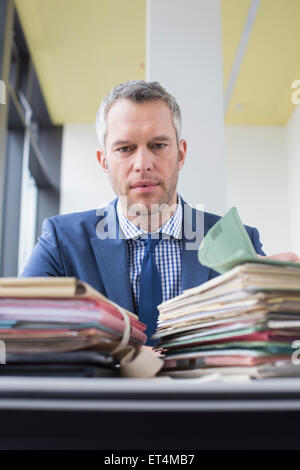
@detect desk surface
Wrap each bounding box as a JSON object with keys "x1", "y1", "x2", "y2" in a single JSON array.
[
  {"x1": 1, "y1": 376, "x2": 300, "y2": 449},
  {"x1": 0, "y1": 375, "x2": 300, "y2": 411}
]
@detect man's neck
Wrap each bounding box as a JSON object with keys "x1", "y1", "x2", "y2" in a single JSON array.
[{"x1": 120, "y1": 193, "x2": 179, "y2": 232}]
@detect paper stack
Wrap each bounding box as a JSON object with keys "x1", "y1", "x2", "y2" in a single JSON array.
[
  {"x1": 0, "y1": 277, "x2": 149, "y2": 377},
  {"x1": 155, "y1": 263, "x2": 300, "y2": 379}
]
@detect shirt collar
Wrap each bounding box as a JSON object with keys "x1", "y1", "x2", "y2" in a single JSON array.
[{"x1": 117, "y1": 193, "x2": 182, "y2": 240}]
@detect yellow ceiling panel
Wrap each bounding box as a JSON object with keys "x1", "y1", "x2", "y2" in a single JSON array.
[
  {"x1": 15, "y1": 0, "x2": 146, "y2": 124},
  {"x1": 223, "y1": 0, "x2": 300, "y2": 124}
]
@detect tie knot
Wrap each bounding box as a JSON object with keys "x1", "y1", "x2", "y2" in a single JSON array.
[{"x1": 142, "y1": 233, "x2": 162, "y2": 252}]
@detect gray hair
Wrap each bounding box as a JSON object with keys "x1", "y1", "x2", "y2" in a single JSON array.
[{"x1": 95, "y1": 80, "x2": 182, "y2": 151}]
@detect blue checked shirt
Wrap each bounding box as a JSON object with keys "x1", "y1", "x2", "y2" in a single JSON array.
[{"x1": 116, "y1": 194, "x2": 183, "y2": 315}]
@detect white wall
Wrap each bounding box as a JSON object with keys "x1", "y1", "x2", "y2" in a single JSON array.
[
  {"x1": 225, "y1": 126, "x2": 290, "y2": 255},
  {"x1": 225, "y1": 107, "x2": 300, "y2": 257},
  {"x1": 60, "y1": 123, "x2": 115, "y2": 214},
  {"x1": 146, "y1": 0, "x2": 226, "y2": 215},
  {"x1": 285, "y1": 104, "x2": 300, "y2": 255}
]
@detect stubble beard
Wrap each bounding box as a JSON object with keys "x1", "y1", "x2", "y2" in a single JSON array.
[
  {"x1": 108, "y1": 153, "x2": 180, "y2": 230},
  {"x1": 125, "y1": 161, "x2": 179, "y2": 230}
]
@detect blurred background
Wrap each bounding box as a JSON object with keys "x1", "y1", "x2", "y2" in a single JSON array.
[{"x1": 0, "y1": 0, "x2": 299, "y2": 277}]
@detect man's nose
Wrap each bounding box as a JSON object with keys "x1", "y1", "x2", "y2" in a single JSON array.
[{"x1": 133, "y1": 146, "x2": 154, "y2": 172}]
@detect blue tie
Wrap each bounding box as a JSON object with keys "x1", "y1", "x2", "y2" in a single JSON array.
[{"x1": 138, "y1": 233, "x2": 162, "y2": 346}]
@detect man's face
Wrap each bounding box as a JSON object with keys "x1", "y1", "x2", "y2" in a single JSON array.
[{"x1": 97, "y1": 98, "x2": 186, "y2": 217}]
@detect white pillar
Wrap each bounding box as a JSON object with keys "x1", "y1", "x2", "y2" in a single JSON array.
[{"x1": 146, "y1": 0, "x2": 226, "y2": 215}]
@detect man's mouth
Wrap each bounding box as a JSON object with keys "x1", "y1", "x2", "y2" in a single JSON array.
[
  {"x1": 131, "y1": 180, "x2": 160, "y2": 188},
  {"x1": 131, "y1": 181, "x2": 160, "y2": 192}
]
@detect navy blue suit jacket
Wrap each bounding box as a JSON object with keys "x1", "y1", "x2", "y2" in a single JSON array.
[{"x1": 21, "y1": 197, "x2": 266, "y2": 314}]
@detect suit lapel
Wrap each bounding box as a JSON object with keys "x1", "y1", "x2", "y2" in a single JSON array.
[
  {"x1": 90, "y1": 198, "x2": 135, "y2": 313},
  {"x1": 180, "y1": 197, "x2": 211, "y2": 291}
]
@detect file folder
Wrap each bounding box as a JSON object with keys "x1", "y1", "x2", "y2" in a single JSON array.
[{"x1": 198, "y1": 206, "x2": 300, "y2": 273}]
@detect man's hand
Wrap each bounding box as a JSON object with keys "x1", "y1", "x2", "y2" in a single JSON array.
[{"x1": 257, "y1": 252, "x2": 300, "y2": 263}]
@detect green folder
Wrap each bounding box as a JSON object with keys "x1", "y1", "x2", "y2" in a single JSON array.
[{"x1": 198, "y1": 206, "x2": 300, "y2": 274}]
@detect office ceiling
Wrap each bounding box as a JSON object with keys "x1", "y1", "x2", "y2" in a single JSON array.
[
  {"x1": 16, "y1": 0, "x2": 300, "y2": 125},
  {"x1": 222, "y1": 0, "x2": 300, "y2": 124},
  {"x1": 15, "y1": 0, "x2": 146, "y2": 124}
]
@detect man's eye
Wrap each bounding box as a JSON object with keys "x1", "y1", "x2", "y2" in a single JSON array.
[
  {"x1": 118, "y1": 146, "x2": 131, "y2": 153},
  {"x1": 152, "y1": 143, "x2": 167, "y2": 150}
]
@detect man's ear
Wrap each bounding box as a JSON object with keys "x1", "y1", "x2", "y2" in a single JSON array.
[
  {"x1": 96, "y1": 149, "x2": 108, "y2": 173},
  {"x1": 178, "y1": 139, "x2": 187, "y2": 171}
]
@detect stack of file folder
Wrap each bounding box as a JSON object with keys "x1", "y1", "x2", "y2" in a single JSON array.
[
  {"x1": 0, "y1": 277, "x2": 148, "y2": 377},
  {"x1": 155, "y1": 262, "x2": 300, "y2": 378},
  {"x1": 155, "y1": 206, "x2": 300, "y2": 379}
]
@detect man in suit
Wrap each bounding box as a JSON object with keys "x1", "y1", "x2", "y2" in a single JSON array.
[{"x1": 21, "y1": 80, "x2": 300, "y2": 345}]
